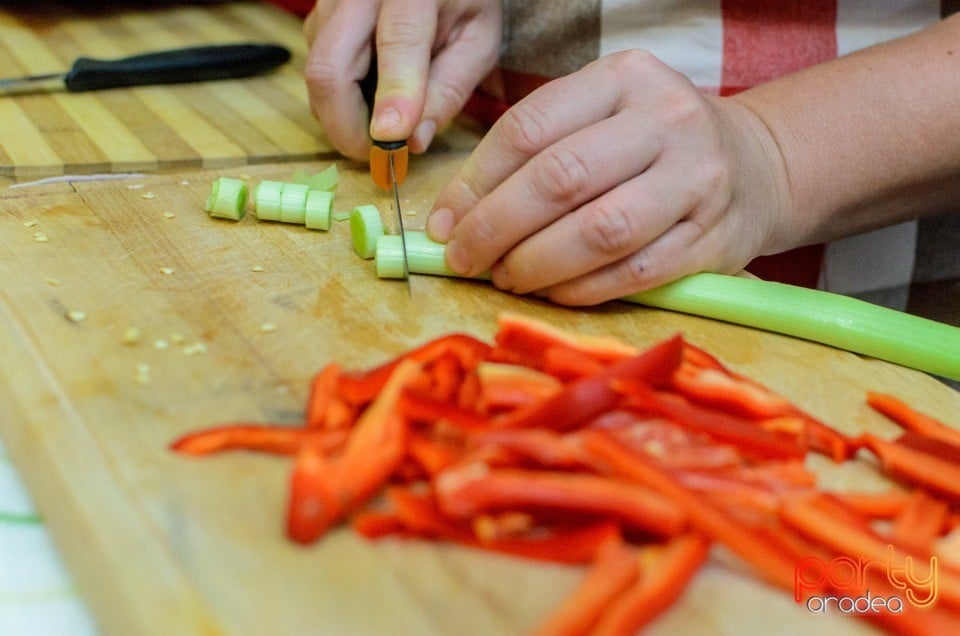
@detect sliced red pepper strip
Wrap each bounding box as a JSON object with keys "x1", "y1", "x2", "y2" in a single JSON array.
[
  {"x1": 891, "y1": 490, "x2": 949, "y2": 554},
  {"x1": 422, "y1": 352, "x2": 463, "y2": 403},
  {"x1": 285, "y1": 359, "x2": 421, "y2": 544},
  {"x1": 615, "y1": 381, "x2": 806, "y2": 461},
  {"x1": 868, "y1": 391, "x2": 960, "y2": 449},
  {"x1": 305, "y1": 363, "x2": 342, "y2": 428},
  {"x1": 590, "y1": 534, "x2": 710, "y2": 636},
  {"x1": 407, "y1": 432, "x2": 461, "y2": 476},
  {"x1": 495, "y1": 334, "x2": 684, "y2": 432},
  {"x1": 169, "y1": 424, "x2": 348, "y2": 457},
  {"x1": 533, "y1": 536, "x2": 640, "y2": 636},
  {"x1": 350, "y1": 510, "x2": 409, "y2": 539},
  {"x1": 542, "y1": 345, "x2": 607, "y2": 382},
  {"x1": 669, "y1": 361, "x2": 795, "y2": 419},
  {"x1": 433, "y1": 465, "x2": 684, "y2": 538},
  {"x1": 397, "y1": 389, "x2": 488, "y2": 431},
  {"x1": 387, "y1": 487, "x2": 621, "y2": 564},
  {"x1": 582, "y1": 430, "x2": 800, "y2": 591},
  {"x1": 468, "y1": 428, "x2": 592, "y2": 470},
  {"x1": 337, "y1": 333, "x2": 492, "y2": 405},
  {"x1": 475, "y1": 362, "x2": 562, "y2": 413},
  {"x1": 493, "y1": 312, "x2": 638, "y2": 372},
  {"x1": 861, "y1": 432, "x2": 960, "y2": 504},
  {"x1": 828, "y1": 491, "x2": 911, "y2": 520}
]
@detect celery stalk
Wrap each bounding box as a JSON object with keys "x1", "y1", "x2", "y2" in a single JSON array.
[
  {"x1": 350, "y1": 205, "x2": 383, "y2": 259},
  {"x1": 373, "y1": 234, "x2": 960, "y2": 380},
  {"x1": 279, "y1": 183, "x2": 310, "y2": 224},
  {"x1": 205, "y1": 177, "x2": 248, "y2": 221},
  {"x1": 623, "y1": 274, "x2": 960, "y2": 381},
  {"x1": 254, "y1": 180, "x2": 283, "y2": 222},
  {"x1": 376, "y1": 231, "x2": 491, "y2": 280},
  {"x1": 305, "y1": 190, "x2": 333, "y2": 231}
]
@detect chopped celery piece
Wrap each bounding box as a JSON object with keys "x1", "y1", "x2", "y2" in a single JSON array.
[
  {"x1": 375, "y1": 231, "x2": 491, "y2": 280},
  {"x1": 305, "y1": 190, "x2": 334, "y2": 231},
  {"x1": 623, "y1": 274, "x2": 960, "y2": 381},
  {"x1": 370, "y1": 235, "x2": 960, "y2": 380},
  {"x1": 279, "y1": 183, "x2": 310, "y2": 224},
  {"x1": 255, "y1": 180, "x2": 283, "y2": 222},
  {"x1": 350, "y1": 204, "x2": 383, "y2": 259},
  {"x1": 332, "y1": 212, "x2": 351, "y2": 222},
  {"x1": 293, "y1": 164, "x2": 339, "y2": 191},
  {"x1": 205, "y1": 177, "x2": 248, "y2": 221}
]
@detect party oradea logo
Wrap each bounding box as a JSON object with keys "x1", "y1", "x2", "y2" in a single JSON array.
[{"x1": 794, "y1": 545, "x2": 938, "y2": 614}]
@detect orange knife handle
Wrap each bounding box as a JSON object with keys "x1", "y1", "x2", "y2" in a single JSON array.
[{"x1": 370, "y1": 141, "x2": 408, "y2": 190}]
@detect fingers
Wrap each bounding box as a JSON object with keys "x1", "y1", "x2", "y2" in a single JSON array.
[
  {"x1": 370, "y1": 0, "x2": 438, "y2": 141},
  {"x1": 488, "y1": 158, "x2": 701, "y2": 295},
  {"x1": 410, "y1": 3, "x2": 503, "y2": 153},
  {"x1": 305, "y1": 2, "x2": 379, "y2": 160}
]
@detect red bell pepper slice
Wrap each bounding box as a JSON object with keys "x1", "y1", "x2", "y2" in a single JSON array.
[
  {"x1": 433, "y1": 465, "x2": 684, "y2": 538},
  {"x1": 337, "y1": 333, "x2": 491, "y2": 405},
  {"x1": 285, "y1": 359, "x2": 421, "y2": 544},
  {"x1": 170, "y1": 423, "x2": 347, "y2": 457},
  {"x1": 582, "y1": 430, "x2": 801, "y2": 591},
  {"x1": 669, "y1": 361, "x2": 795, "y2": 419},
  {"x1": 868, "y1": 391, "x2": 960, "y2": 449},
  {"x1": 386, "y1": 486, "x2": 622, "y2": 564},
  {"x1": 891, "y1": 489, "x2": 949, "y2": 555},
  {"x1": 861, "y1": 433, "x2": 960, "y2": 505},
  {"x1": 495, "y1": 334, "x2": 684, "y2": 432},
  {"x1": 533, "y1": 536, "x2": 640, "y2": 636},
  {"x1": 397, "y1": 388, "x2": 488, "y2": 431},
  {"x1": 468, "y1": 428, "x2": 593, "y2": 470},
  {"x1": 614, "y1": 381, "x2": 806, "y2": 461},
  {"x1": 590, "y1": 534, "x2": 710, "y2": 636}
]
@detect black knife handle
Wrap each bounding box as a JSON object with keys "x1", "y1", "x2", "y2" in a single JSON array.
[{"x1": 63, "y1": 43, "x2": 291, "y2": 92}]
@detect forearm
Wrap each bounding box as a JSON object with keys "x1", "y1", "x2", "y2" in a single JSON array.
[{"x1": 734, "y1": 14, "x2": 960, "y2": 253}]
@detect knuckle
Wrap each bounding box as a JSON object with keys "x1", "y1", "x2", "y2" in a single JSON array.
[
  {"x1": 430, "y1": 78, "x2": 470, "y2": 119},
  {"x1": 532, "y1": 145, "x2": 591, "y2": 204},
  {"x1": 619, "y1": 249, "x2": 656, "y2": 290},
  {"x1": 463, "y1": 208, "x2": 499, "y2": 254},
  {"x1": 377, "y1": 16, "x2": 427, "y2": 51},
  {"x1": 579, "y1": 203, "x2": 636, "y2": 256},
  {"x1": 303, "y1": 58, "x2": 342, "y2": 100},
  {"x1": 498, "y1": 102, "x2": 550, "y2": 157}
]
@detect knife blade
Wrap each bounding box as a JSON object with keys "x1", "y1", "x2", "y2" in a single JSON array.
[
  {"x1": 0, "y1": 43, "x2": 290, "y2": 95},
  {"x1": 361, "y1": 59, "x2": 412, "y2": 295}
]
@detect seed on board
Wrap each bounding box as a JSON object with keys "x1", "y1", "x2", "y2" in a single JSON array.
[
  {"x1": 162, "y1": 212, "x2": 176, "y2": 219},
  {"x1": 135, "y1": 362, "x2": 151, "y2": 385},
  {"x1": 180, "y1": 180, "x2": 190, "y2": 186},
  {"x1": 45, "y1": 278, "x2": 61, "y2": 286},
  {"x1": 183, "y1": 342, "x2": 207, "y2": 356},
  {"x1": 159, "y1": 267, "x2": 175, "y2": 275},
  {"x1": 66, "y1": 310, "x2": 87, "y2": 323},
  {"x1": 260, "y1": 322, "x2": 277, "y2": 333},
  {"x1": 141, "y1": 192, "x2": 156, "y2": 200},
  {"x1": 251, "y1": 265, "x2": 265, "y2": 272},
  {"x1": 122, "y1": 326, "x2": 142, "y2": 345},
  {"x1": 22, "y1": 219, "x2": 37, "y2": 227},
  {"x1": 170, "y1": 332, "x2": 186, "y2": 344},
  {"x1": 33, "y1": 231, "x2": 49, "y2": 242},
  {"x1": 154, "y1": 339, "x2": 169, "y2": 350},
  {"x1": 127, "y1": 184, "x2": 145, "y2": 190}
]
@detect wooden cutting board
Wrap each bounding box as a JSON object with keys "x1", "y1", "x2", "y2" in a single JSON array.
[
  {"x1": 2, "y1": 152, "x2": 959, "y2": 636},
  {"x1": 0, "y1": 1, "x2": 333, "y2": 178}
]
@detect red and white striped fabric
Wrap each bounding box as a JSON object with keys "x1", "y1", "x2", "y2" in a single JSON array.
[{"x1": 466, "y1": 1, "x2": 958, "y2": 300}]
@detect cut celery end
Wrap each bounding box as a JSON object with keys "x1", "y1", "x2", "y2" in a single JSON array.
[
  {"x1": 623, "y1": 273, "x2": 960, "y2": 381},
  {"x1": 350, "y1": 204, "x2": 383, "y2": 259},
  {"x1": 332, "y1": 212, "x2": 351, "y2": 222},
  {"x1": 375, "y1": 231, "x2": 491, "y2": 280},
  {"x1": 305, "y1": 190, "x2": 334, "y2": 231},
  {"x1": 279, "y1": 183, "x2": 310, "y2": 224},
  {"x1": 206, "y1": 177, "x2": 248, "y2": 221},
  {"x1": 255, "y1": 180, "x2": 283, "y2": 222},
  {"x1": 293, "y1": 164, "x2": 339, "y2": 192}
]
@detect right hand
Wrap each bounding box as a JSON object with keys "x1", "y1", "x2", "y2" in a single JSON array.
[{"x1": 304, "y1": 0, "x2": 503, "y2": 161}]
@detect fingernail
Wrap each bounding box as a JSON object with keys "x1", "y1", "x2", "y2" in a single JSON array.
[
  {"x1": 444, "y1": 238, "x2": 471, "y2": 274},
  {"x1": 427, "y1": 207, "x2": 455, "y2": 242},
  {"x1": 412, "y1": 119, "x2": 436, "y2": 152},
  {"x1": 373, "y1": 107, "x2": 401, "y2": 136}
]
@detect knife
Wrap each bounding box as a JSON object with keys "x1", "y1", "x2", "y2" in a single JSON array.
[
  {"x1": 361, "y1": 59, "x2": 412, "y2": 294},
  {"x1": 0, "y1": 43, "x2": 290, "y2": 95}
]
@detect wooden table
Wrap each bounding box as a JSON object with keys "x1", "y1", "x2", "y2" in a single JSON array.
[{"x1": 2, "y1": 3, "x2": 960, "y2": 636}]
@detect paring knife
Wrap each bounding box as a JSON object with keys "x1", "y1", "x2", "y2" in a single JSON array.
[
  {"x1": 0, "y1": 43, "x2": 290, "y2": 95},
  {"x1": 361, "y1": 59, "x2": 411, "y2": 292}
]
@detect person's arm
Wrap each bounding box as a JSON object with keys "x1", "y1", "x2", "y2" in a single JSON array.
[
  {"x1": 427, "y1": 14, "x2": 960, "y2": 306},
  {"x1": 735, "y1": 13, "x2": 960, "y2": 252}
]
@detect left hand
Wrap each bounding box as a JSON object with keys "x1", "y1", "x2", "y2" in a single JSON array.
[{"x1": 425, "y1": 49, "x2": 796, "y2": 306}]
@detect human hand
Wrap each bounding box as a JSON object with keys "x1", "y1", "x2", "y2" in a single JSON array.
[
  {"x1": 426, "y1": 50, "x2": 797, "y2": 305},
  {"x1": 304, "y1": 0, "x2": 503, "y2": 161}
]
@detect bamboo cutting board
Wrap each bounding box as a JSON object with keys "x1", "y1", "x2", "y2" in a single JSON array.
[
  {"x1": 2, "y1": 153, "x2": 960, "y2": 636},
  {"x1": 0, "y1": 1, "x2": 333, "y2": 178}
]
